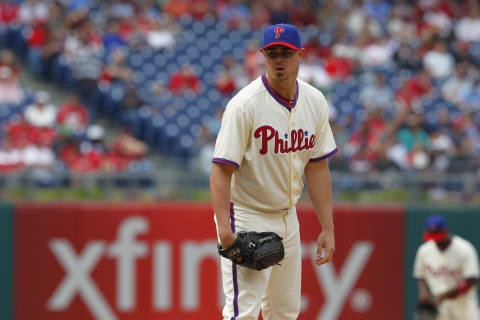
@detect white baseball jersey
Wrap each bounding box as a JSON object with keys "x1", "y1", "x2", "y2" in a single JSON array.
[
  {"x1": 212, "y1": 74, "x2": 337, "y2": 213},
  {"x1": 413, "y1": 236, "x2": 480, "y2": 319}
]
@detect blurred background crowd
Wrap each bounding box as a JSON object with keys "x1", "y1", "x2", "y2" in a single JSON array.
[{"x1": 1, "y1": 0, "x2": 480, "y2": 201}]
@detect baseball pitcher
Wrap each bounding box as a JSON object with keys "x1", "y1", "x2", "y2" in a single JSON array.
[{"x1": 210, "y1": 23, "x2": 337, "y2": 320}]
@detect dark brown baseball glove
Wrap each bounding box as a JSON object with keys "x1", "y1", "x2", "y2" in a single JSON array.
[{"x1": 414, "y1": 301, "x2": 438, "y2": 320}]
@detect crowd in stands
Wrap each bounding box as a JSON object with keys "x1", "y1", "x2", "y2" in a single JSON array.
[
  {"x1": 0, "y1": 0, "x2": 480, "y2": 185},
  {"x1": 0, "y1": 85, "x2": 148, "y2": 177}
]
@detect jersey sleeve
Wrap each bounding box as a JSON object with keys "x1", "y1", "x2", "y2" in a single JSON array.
[
  {"x1": 413, "y1": 247, "x2": 425, "y2": 279},
  {"x1": 310, "y1": 94, "x2": 337, "y2": 162},
  {"x1": 462, "y1": 241, "x2": 480, "y2": 278},
  {"x1": 212, "y1": 102, "x2": 250, "y2": 168}
]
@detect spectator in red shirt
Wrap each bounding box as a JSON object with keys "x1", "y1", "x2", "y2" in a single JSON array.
[
  {"x1": 57, "y1": 95, "x2": 90, "y2": 136},
  {"x1": 5, "y1": 119, "x2": 35, "y2": 149},
  {"x1": 346, "y1": 109, "x2": 388, "y2": 164},
  {"x1": 324, "y1": 54, "x2": 353, "y2": 80},
  {"x1": 395, "y1": 68, "x2": 433, "y2": 110},
  {"x1": 164, "y1": 0, "x2": 191, "y2": 18},
  {"x1": 215, "y1": 68, "x2": 236, "y2": 96},
  {"x1": 108, "y1": 128, "x2": 149, "y2": 171},
  {"x1": 250, "y1": 2, "x2": 270, "y2": 30},
  {"x1": 168, "y1": 65, "x2": 202, "y2": 95},
  {"x1": 0, "y1": 0, "x2": 19, "y2": 25},
  {"x1": 27, "y1": 20, "x2": 48, "y2": 77},
  {"x1": 243, "y1": 40, "x2": 264, "y2": 81},
  {"x1": 99, "y1": 48, "x2": 133, "y2": 84},
  {"x1": 215, "y1": 56, "x2": 243, "y2": 97},
  {"x1": 303, "y1": 38, "x2": 331, "y2": 59},
  {"x1": 64, "y1": 124, "x2": 109, "y2": 172},
  {"x1": 291, "y1": 0, "x2": 317, "y2": 27},
  {"x1": 189, "y1": 0, "x2": 211, "y2": 20}
]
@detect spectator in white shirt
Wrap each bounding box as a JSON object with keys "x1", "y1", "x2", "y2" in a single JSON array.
[
  {"x1": 360, "y1": 35, "x2": 397, "y2": 68},
  {"x1": 422, "y1": 40, "x2": 454, "y2": 79},
  {"x1": 22, "y1": 142, "x2": 55, "y2": 168},
  {"x1": 298, "y1": 53, "x2": 332, "y2": 91},
  {"x1": 455, "y1": 6, "x2": 480, "y2": 43},
  {"x1": 0, "y1": 66, "x2": 24, "y2": 105},
  {"x1": 24, "y1": 91, "x2": 57, "y2": 128},
  {"x1": 18, "y1": 0, "x2": 49, "y2": 25},
  {"x1": 441, "y1": 62, "x2": 474, "y2": 105},
  {"x1": 359, "y1": 72, "x2": 394, "y2": 111}
]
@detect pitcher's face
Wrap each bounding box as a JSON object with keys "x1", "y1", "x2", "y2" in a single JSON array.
[{"x1": 262, "y1": 45, "x2": 304, "y2": 82}]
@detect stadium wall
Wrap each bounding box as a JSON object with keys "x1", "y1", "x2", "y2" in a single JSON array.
[
  {"x1": 0, "y1": 202, "x2": 13, "y2": 320},
  {"x1": 2, "y1": 202, "x2": 479, "y2": 320}
]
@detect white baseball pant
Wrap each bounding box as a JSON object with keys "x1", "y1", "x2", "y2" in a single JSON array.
[
  {"x1": 437, "y1": 293, "x2": 480, "y2": 320},
  {"x1": 216, "y1": 203, "x2": 301, "y2": 320}
]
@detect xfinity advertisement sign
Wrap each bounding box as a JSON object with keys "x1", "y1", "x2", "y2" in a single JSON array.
[{"x1": 15, "y1": 203, "x2": 404, "y2": 320}]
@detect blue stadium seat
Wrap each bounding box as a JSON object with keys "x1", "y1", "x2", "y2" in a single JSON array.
[
  {"x1": 189, "y1": 123, "x2": 203, "y2": 137},
  {"x1": 183, "y1": 31, "x2": 196, "y2": 43},
  {"x1": 219, "y1": 38, "x2": 233, "y2": 52},
  {"x1": 154, "y1": 53, "x2": 167, "y2": 67},
  {"x1": 178, "y1": 14, "x2": 194, "y2": 28},
  {"x1": 176, "y1": 113, "x2": 191, "y2": 128},
  {"x1": 133, "y1": 71, "x2": 146, "y2": 85},
  {"x1": 202, "y1": 14, "x2": 217, "y2": 28},
  {"x1": 144, "y1": 114, "x2": 166, "y2": 147},
  {"x1": 166, "y1": 63, "x2": 179, "y2": 75},
  {"x1": 206, "y1": 30, "x2": 220, "y2": 43},
  {"x1": 129, "y1": 53, "x2": 144, "y2": 68},
  {"x1": 193, "y1": 21, "x2": 207, "y2": 34},
  {"x1": 187, "y1": 105, "x2": 201, "y2": 119},
  {"x1": 142, "y1": 62, "x2": 157, "y2": 78}
]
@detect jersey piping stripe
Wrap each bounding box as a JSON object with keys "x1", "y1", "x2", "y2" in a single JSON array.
[
  {"x1": 261, "y1": 73, "x2": 298, "y2": 111},
  {"x1": 230, "y1": 202, "x2": 239, "y2": 319},
  {"x1": 309, "y1": 148, "x2": 338, "y2": 162},
  {"x1": 212, "y1": 158, "x2": 240, "y2": 168},
  {"x1": 229, "y1": 202, "x2": 236, "y2": 233}
]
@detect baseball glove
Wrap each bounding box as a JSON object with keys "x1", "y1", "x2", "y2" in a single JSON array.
[
  {"x1": 413, "y1": 301, "x2": 438, "y2": 320},
  {"x1": 218, "y1": 231, "x2": 285, "y2": 271}
]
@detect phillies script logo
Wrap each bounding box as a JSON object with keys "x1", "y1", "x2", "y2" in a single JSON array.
[
  {"x1": 254, "y1": 125, "x2": 315, "y2": 155},
  {"x1": 46, "y1": 217, "x2": 373, "y2": 320},
  {"x1": 274, "y1": 26, "x2": 285, "y2": 38},
  {"x1": 425, "y1": 264, "x2": 461, "y2": 277}
]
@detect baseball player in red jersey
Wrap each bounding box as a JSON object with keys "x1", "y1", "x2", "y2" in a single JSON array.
[
  {"x1": 414, "y1": 214, "x2": 480, "y2": 320},
  {"x1": 210, "y1": 24, "x2": 337, "y2": 319}
]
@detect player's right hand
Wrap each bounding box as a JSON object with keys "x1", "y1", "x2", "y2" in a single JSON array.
[
  {"x1": 315, "y1": 230, "x2": 335, "y2": 265},
  {"x1": 419, "y1": 292, "x2": 435, "y2": 305}
]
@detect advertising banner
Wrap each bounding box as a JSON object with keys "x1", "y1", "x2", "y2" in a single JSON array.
[
  {"x1": 298, "y1": 204, "x2": 404, "y2": 320},
  {"x1": 15, "y1": 203, "x2": 404, "y2": 320}
]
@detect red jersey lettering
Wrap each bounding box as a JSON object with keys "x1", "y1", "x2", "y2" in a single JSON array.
[{"x1": 254, "y1": 125, "x2": 315, "y2": 155}]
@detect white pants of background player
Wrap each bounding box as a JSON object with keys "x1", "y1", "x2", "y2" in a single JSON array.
[
  {"x1": 436, "y1": 293, "x2": 480, "y2": 320},
  {"x1": 217, "y1": 203, "x2": 301, "y2": 320}
]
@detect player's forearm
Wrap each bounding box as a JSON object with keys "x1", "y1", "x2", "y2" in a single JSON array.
[
  {"x1": 210, "y1": 164, "x2": 235, "y2": 240},
  {"x1": 439, "y1": 277, "x2": 478, "y2": 300},
  {"x1": 418, "y1": 279, "x2": 434, "y2": 303},
  {"x1": 305, "y1": 161, "x2": 334, "y2": 232}
]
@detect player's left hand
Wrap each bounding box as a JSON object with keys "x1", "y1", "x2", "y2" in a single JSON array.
[{"x1": 315, "y1": 230, "x2": 335, "y2": 265}]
